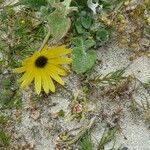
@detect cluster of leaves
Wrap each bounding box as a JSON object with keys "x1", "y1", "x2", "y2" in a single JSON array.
[
  {"x1": 70, "y1": 7, "x2": 111, "y2": 74},
  {"x1": 18, "y1": 0, "x2": 74, "y2": 44},
  {"x1": 0, "y1": 0, "x2": 112, "y2": 75}
]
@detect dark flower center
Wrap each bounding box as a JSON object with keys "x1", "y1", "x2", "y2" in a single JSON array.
[{"x1": 35, "y1": 56, "x2": 48, "y2": 68}]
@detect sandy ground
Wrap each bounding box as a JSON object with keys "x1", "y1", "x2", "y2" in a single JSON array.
[
  {"x1": 10, "y1": 40, "x2": 150, "y2": 150},
  {"x1": 1, "y1": 0, "x2": 150, "y2": 149}
]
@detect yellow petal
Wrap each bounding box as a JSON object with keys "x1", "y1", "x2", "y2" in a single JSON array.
[
  {"x1": 20, "y1": 72, "x2": 33, "y2": 89},
  {"x1": 49, "y1": 76, "x2": 55, "y2": 92},
  {"x1": 46, "y1": 45, "x2": 72, "y2": 58},
  {"x1": 22, "y1": 52, "x2": 39, "y2": 65},
  {"x1": 22, "y1": 57, "x2": 32, "y2": 65},
  {"x1": 47, "y1": 64, "x2": 68, "y2": 76},
  {"x1": 19, "y1": 72, "x2": 30, "y2": 83},
  {"x1": 41, "y1": 71, "x2": 50, "y2": 94},
  {"x1": 46, "y1": 67, "x2": 64, "y2": 85},
  {"x1": 13, "y1": 67, "x2": 26, "y2": 73},
  {"x1": 49, "y1": 58, "x2": 72, "y2": 65},
  {"x1": 34, "y1": 74, "x2": 42, "y2": 95}
]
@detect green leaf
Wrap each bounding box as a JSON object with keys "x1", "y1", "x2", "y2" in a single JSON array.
[
  {"x1": 40, "y1": 6, "x2": 54, "y2": 18},
  {"x1": 43, "y1": 0, "x2": 74, "y2": 42},
  {"x1": 74, "y1": 12, "x2": 93, "y2": 34},
  {"x1": 72, "y1": 37, "x2": 95, "y2": 49},
  {"x1": 47, "y1": 11, "x2": 71, "y2": 42},
  {"x1": 72, "y1": 38, "x2": 97, "y2": 74},
  {"x1": 75, "y1": 19, "x2": 86, "y2": 34},
  {"x1": 96, "y1": 28, "x2": 109, "y2": 42},
  {"x1": 84, "y1": 39, "x2": 96, "y2": 49},
  {"x1": 81, "y1": 15, "x2": 92, "y2": 29}
]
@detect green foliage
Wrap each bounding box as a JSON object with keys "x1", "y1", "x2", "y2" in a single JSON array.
[
  {"x1": 96, "y1": 28, "x2": 110, "y2": 42},
  {"x1": 72, "y1": 37, "x2": 97, "y2": 74},
  {"x1": 12, "y1": 14, "x2": 32, "y2": 40},
  {"x1": 0, "y1": 0, "x2": 4, "y2": 4},
  {"x1": 0, "y1": 116, "x2": 8, "y2": 126},
  {"x1": 57, "y1": 109, "x2": 65, "y2": 117},
  {"x1": 19, "y1": 0, "x2": 48, "y2": 10},
  {"x1": 98, "y1": 127, "x2": 117, "y2": 150},
  {"x1": 79, "y1": 132, "x2": 93, "y2": 150},
  {"x1": 0, "y1": 114, "x2": 11, "y2": 148},
  {"x1": 0, "y1": 7, "x2": 15, "y2": 21},
  {"x1": 40, "y1": 5, "x2": 55, "y2": 18},
  {"x1": 1, "y1": 92, "x2": 22, "y2": 110},
  {"x1": 47, "y1": 11, "x2": 71, "y2": 42},
  {"x1": 99, "y1": 0, "x2": 125, "y2": 12},
  {"x1": 18, "y1": 0, "x2": 74, "y2": 46},
  {"x1": 0, "y1": 74, "x2": 22, "y2": 110},
  {"x1": 93, "y1": 69, "x2": 126, "y2": 85},
  {"x1": 71, "y1": 8, "x2": 112, "y2": 73},
  {"x1": 145, "y1": 0, "x2": 150, "y2": 10},
  {"x1": 39, "y1": 0, "x2": 74, "y2": 43},
  {"x1": 0, "y1": 131, "x2": 11, "y2": 147},
  {"x1": 0, "y1": 8, "x2": 46, "y2": 69},
  {"x1": 73, "y1": 11, "x2": 93, "y2": 34},
  {"x1": 71, "y1": 0, "x2": 88, "y2": 8}
]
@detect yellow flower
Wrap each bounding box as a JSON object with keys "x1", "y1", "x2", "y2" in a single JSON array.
[{"x1": 13, "y1": 45, "x2": 72, "y2": 94}]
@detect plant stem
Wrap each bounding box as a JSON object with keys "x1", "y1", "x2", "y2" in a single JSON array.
[{"x1": 38, "y1": 25, "x2": 51, "y2": 51}]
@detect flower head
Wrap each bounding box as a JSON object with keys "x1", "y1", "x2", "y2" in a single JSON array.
[{"x1": 14, "y1": 45, "x2": 72, "y2": 94}]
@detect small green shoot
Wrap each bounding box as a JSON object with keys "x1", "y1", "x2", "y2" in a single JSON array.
[
  {"x1": 92, "y1": 69, "x2": 126, "y2": 85},
  {"x1": 0, "y1": 131, "x2": 11, "y2": 147},
  {"x1": 79, "y1": 132, "x2": 93, "y2": 150},
  {"x1": 57, "y1": 109, "x2": 65, "y2": 117},
  {"x1": 98, "y1": 127, "x2": 117, "y2": 150}
]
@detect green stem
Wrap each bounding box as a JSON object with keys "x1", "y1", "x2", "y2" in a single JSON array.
[
  {"x1": 63, "y1": 0, "x2": 72, "y2": 9},
  {"x1": 38, "y1": 25, "x2": 51, "y2": 51}
]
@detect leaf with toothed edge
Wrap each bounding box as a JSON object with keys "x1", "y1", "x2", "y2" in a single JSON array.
[{"x1": 72, "y1": 37, "x2": 97, "y2": 74}]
